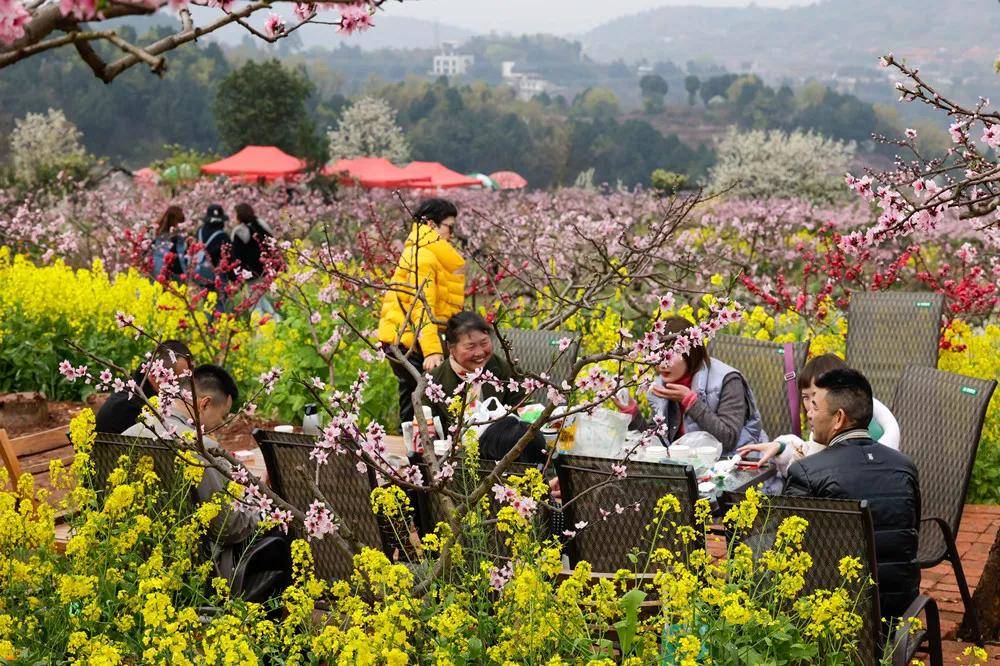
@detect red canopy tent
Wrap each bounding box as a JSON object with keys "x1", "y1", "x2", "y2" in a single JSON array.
[
  {"x1": 201, "y1": 146, "x2": 306, "y2": 182},
  {"x1": 399, "y1": 161, "x2": 481, "y2": 189},
  {"x1": 322, "y1": 157, "x2": 430, "y2": 188}
]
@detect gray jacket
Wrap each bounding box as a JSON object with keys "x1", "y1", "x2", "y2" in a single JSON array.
[
  {"x1": 649, "y1": 358, "x2": 767, "y2": 453},
  {"x1": 123, "y1": 411, "x2": 259, "y2": 580}
]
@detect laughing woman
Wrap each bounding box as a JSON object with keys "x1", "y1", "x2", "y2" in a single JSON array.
[{"x1": 424, "y1": 312, "x2": 525, "y2": 433}]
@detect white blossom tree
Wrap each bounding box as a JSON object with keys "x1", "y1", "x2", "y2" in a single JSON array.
[
  {"x1": 10, "y1": 107, "x2": 92, "y2": 186},
  {"x1": 327, "y1": 96, "x2": 410, "y2": 164},
  {"x1": 708, "y1": 127, "x2": 856, "y2": 205}
]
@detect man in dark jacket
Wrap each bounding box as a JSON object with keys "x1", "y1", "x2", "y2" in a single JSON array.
[
  {"x1": 199, "y1": 204, "x2": 230, "y2": 267},
  {"x1": 784, "y1": 368, "x2": 920, "y2": 622},
  {"x1": 95, "y1": 340, "x2": 192, "y2": 433}
]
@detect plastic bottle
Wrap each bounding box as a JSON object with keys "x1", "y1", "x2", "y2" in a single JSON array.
[{"x1": 302, "y1": 403, "x2": 321, "y2": 436}]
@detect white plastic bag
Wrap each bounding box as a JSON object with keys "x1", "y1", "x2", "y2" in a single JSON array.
[
  {"x1": 573, "y1": 408, "x2": 631, "y2": 458},
  {"x1": 672, "y1": 431, "x2": 722, "y2": 469}
]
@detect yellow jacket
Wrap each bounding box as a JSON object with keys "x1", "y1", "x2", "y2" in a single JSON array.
[{"x1": 377, "y1": 224, "x2": 465, "y2": 356}]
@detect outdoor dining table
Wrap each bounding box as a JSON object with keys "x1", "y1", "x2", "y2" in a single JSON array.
[{"x1": 381, "y1": 433, "x2": 776, "y2": 531}]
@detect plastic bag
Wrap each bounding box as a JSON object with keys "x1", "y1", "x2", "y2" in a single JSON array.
[
  {"x1": 573, "y1": 408, "x2": 631, "y2": 458},
  {"x1": 672, "y1": 431, "x2": 722, "y2": 468}
]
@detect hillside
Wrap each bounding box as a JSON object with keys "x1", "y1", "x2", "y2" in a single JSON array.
[{"x1": 583, "y1": 0, "x2": 1000, "y2": 102}]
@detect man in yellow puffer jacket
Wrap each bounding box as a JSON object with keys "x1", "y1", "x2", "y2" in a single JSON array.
[{"x1": 378, "y1": 198, "x2": 466, "y2": 426}]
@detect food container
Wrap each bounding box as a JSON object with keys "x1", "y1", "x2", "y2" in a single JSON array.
[{"x1": 572, "y1": 408, "x2": 631, "y2": 458}]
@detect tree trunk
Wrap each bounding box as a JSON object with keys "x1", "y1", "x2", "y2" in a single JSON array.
[{"x1": 959, "y1": 528, "x2": 1000, "y2": 642}]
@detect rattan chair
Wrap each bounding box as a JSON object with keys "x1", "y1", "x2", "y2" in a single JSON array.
[
  {"x1": 92, "y1": 432, "x2": 184, "y2": 494},
  {"x1": 892, "y1": 365, "x2": 997, "y2": 644},
  {"x1": 555, "y1": 454, "x2": 699, "y2": 572},
  {"x1": 724, "y1": 493, "x2": 942, "y2": 666},
  {"x1": 91, "y1": 432, "x2": 203, "y2": 519},
  {"x1": 253, "y1": 429, "x2": 384, "y2": 581},
  {"x1": 709, "y1": 334, "x2": 809, "y2": 438},
  {"x1": 846, "y1": 291, "x2": 944, "y2": 401},
  {"x1": 498, "y1": 327, "x2": 580, "y2": 402}
]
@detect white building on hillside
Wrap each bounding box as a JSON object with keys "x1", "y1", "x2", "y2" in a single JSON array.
[
  {"x1": 501, "y1": 61, "x2": 552, "y2": 101},
  {"x1": 432, "y1": 41, "x2": 474, "y2": 77}
]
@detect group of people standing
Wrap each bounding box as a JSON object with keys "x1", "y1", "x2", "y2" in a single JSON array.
[
  {"x1": 150, "y1": 202, "x2": 275, "y2": 292},
  {"x1": 376, "y1": 196, "x2": 921, "y2": 626}
]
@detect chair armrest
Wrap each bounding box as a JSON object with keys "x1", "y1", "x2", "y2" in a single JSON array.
[
  {"x1": 890, "y1": 594, "x2": 941, "y2": 666},
  {"x1": 918, "y1": 516, "x2": 958, "y2": 568}
]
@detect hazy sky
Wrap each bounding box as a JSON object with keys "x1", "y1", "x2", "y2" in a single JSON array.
[{"x1": 385, "y1": 0, "x2": 814, "y2": 35}]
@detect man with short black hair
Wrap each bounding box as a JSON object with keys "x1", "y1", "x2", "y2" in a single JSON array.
[
  {"x1": 784, "y1": 368, "x2": 920, "y2": 622},
  {"x1": 95, "y1": 340, "x2": 193, "y2": 434},
  {"x1": 125, "y1": 363, "x2": 259, "y2": 582}
]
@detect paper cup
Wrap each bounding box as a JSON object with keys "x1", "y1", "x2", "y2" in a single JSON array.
[{"x1": 668, "y1": 444, "x2": 692, "y2": 462}]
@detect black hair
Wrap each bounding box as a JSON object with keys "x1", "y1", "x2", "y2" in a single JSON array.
[
  {"x1": 798, "y1": 353, "x2": 847, "y2": 392},
  {"x1": 444, "y1": 311, "x2": 492, "y2": 346},
  {"x1": 193, "y1": 363, "x2": 239, "y2": 408},
  {"x1": 663, "y1": 316, "x2": 709, "y2": 373},
  {"x1": 813, "y1": 367, "x2": 873, "y2": 428},
  {"x1": 479, "y1": 416, "x2": 547, "y2": 465},
  {"x1": 235, "y1": 202, "x2": 272, "y2": 238},
  {"x1": 412, "y1": 198, "x2": 458, "y2": 225},
  {"x1": 152, "y1": 340, "x2": 193, "y2": 367}
]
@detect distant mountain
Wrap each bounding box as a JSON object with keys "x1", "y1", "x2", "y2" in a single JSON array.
[{"x1": 582, "y1": 0, "x2": 1000, "y2": 82}]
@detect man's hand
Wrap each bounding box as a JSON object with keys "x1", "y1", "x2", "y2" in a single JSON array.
[
  {"x1": 650, "y1": 383, "x2": 693, "y2": 403},
  {"x1": 423, "y1": 354, "x2": 444, "y2": 371},
  {"x1": 736, "y1": 441, "x2": 783, "y2": 466}
]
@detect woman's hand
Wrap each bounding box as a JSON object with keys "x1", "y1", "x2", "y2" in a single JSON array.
[
  {"x1": 650, "y1": 383, "x2": 693, "y2": 403},
  {"x1": 423, "y1": 354, "x2": 444, "y2": 371},
  {"x1": 736, "y1": 441, "x2": 783, "y2": 466},
  {"x1": 548, "y1": 476, "x2": 562, "y2": 502}
]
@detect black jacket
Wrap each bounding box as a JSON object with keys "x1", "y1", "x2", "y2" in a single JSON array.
[
  {"x1": 95, "y1": 370, "x2": 152, "y2": 434},
  {"x1": 784, "y1": 431, "x2": 920, "y2": 620},
  {"x1": 197, "y1": 221, "x2": 229, "y2": 269},
  {"x1": 230, "y1": 221, "x2": 272, "y2": 279},
  {"x1": 423, "y1": 354, "x2": 524, "y2": 435}
]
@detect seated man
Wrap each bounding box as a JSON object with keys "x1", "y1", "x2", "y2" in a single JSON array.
[
  {"x1": 95, "y1": 339, "x2": 192, "y2": 434},
  {"x1": 784, "y1": 368, "x2": 920, "y2": 622},
  {"x1": 123, "y1": 364, "x2": 266, "y2": 590}
]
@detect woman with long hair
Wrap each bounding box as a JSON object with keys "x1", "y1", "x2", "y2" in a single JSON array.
[
  {"x1": 231, "y1": 202, "x2": 275, "y2": 280},
  {"x1": 149, "y1": 205, "x2": 187, "y2": 281},
  {"x1": 648, "y1": 316, "x2": 768, "y2": 454}
]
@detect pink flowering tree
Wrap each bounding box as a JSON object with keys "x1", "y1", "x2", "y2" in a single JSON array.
[
  {"x1": 265, "y1": 189, "x2": 745, "y2": 580},
  {"x1": 1, "y1": 0, "x2": 386, "y2": 83},
  {"x1": 56, "y1": 186, "x2": 746, "y2": 592}
]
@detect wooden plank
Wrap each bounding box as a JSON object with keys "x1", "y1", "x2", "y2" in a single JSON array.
[
  {"x1": 10, "y1": 427, "x2": 70, "y2": 458},
  {"x1": 0, "y1": 429, "x2": 23, "y2": 488},
  {"x1": 22, "y1": 452, "x2": 75, "y2": 477}
]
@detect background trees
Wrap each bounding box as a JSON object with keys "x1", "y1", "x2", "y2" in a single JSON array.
[
  {"x1": 213, "y1": 59, "x2": 326, "y2": 164},
  {"x1": 639, "y1": 73, "x2": 669, "y2": 114}
]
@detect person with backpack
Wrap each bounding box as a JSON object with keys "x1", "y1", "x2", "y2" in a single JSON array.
[
  {"x1": 230, "y1": 203, "x2": 274, "y2": 280},
  {"x1": 194, "y1": 203, "x2": 231, "y2": 294},
  {"x1": 149, "y1": 205, "x2": 187, "y2": 282}
]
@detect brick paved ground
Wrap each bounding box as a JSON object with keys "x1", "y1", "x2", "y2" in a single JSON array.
[{"x1": 920, "y1": 504, "x2": 1000, "y2": 663}]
